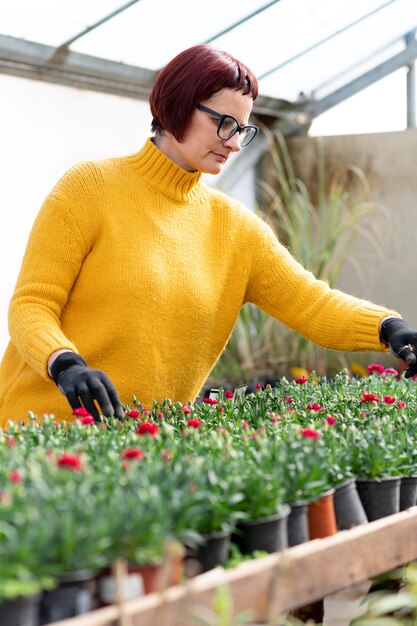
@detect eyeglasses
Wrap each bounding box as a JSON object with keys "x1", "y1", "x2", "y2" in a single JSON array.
[{"x1": 196, "y1": 103, "x2": 259, "y2": 147}]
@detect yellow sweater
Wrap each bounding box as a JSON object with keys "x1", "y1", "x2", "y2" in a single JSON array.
[{"x1": 0, "y1": 139, "x2": 398, "y2": 425}]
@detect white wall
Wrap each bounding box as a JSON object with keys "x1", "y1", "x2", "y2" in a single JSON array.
[{"x1": 0, "y1": 74, "x2": 152, "y2": 355}]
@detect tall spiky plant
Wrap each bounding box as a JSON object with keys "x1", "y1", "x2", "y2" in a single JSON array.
[{"x1": 208, "y1": 129, "x2": 393, "y2": 388}]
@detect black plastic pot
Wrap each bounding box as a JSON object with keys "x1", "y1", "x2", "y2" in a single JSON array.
[
  {"x1": 233, "y1": 505, "x2": 290, "y2": 555},
  {"x1": 400, "y1": 476, "x2": 417, "y2": 511},
  {"x1": 185, "y1": 530, "x2": 231, "y2": 574},
  {"x1": 0, "y1": 593, "x2": 40, "y2": 626},
  {"x1": 356, "y1": 477, "x2": 400, "y2": 521},
  {"x1": 287, "y1": 501, "x2": 309, "y2": 546},
  {"x1": 39, "y1": 569, "x2": 96, "y2": 625},
  {"x1": 333, "y1": 479, "x2": 368, "y2": 530}
]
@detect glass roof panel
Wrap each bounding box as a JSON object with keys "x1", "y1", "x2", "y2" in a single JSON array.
[
  {"x1": 71, "y1": 0, "x2": 265, "y2": 69},
  {"x1": 0, "y1": 0, "x2": 124, "y2": 46},
  {"x1": 0, "y1": 0, "x2": 416, "y2": 105}
]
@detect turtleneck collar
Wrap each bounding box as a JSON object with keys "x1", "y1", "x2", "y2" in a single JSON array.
[{"x1": 126, "y1": 138, "x2": 203, "y2": 203}]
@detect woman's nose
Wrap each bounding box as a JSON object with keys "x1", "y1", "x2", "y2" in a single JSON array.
[{"x1": 223, "y1": 132, "x2": 242, "y2": 153}]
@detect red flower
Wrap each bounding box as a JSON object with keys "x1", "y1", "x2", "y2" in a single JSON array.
[
  {"x1": 9, "y1": 470, "x2": 22, "y2": 484},
  {"x1": 324, "y1": 415, "x2": 337, "y2": 426},
  {"x1": 383, "y1": 396, "x2": 396, "y2": 405},
  {"x1": 225, "y1": 391, "x2": 234, "y2": 399},
  {"x1": 270, "y1": 414, "x2": 279, "y2": 423},
  {"x1": 122, "y1": 448, "x2": 144, "y2": 460},
  {"x1": 188, "y1": 418, "x2": 202, "y2": 428},
  {"x1": 256, "y1": 383, "x2": 262, "y2": 390},
  {"x1": 125, "y1": 410, "x2": 142, "y2": 419},
  {"x1": 295, "y1": 376, "x2": 309, "y2": 384},
  {"x1": 78, "y1": 415, "x2": 95, "y2": 425},
  {"x1": 203, "y1": 398, "x2": 219, "y2": 405},
  {"x1": 306, "y1": 403, "x2": 322, "y2": 412},
  {"x1": 183, "y1": 405, "x2": 191, "y2": 415},
  {"x1": 300, "y1": 427, "x2": 321, "y2": 439},
  {"x1": 360, "y1": 393, "x2": 380, "y2": 403},
  {"x1": 384, "y1": 368, "x2": 398, "y2": 376},
  {"x1": 137, "y1": 422, "x2": 159, "y2": 437},
  {"x1": 367, "y1": 364, "x2": 385, "y2": 375},
  {"x1": 397, "y1": 401, "x2": 406, "y2": 409},
  {"x1": 157, "y1": 412, "x2": 164, "y2": 419},
  {"x1": 57, "y1": 452, "x2": 81, "y2": 470},
  {"x1": 284, "y1": 397, "x2": 293, "y2": 404},
  {"x1": 72, "y1": 407, "x2": 92, "y2": 417}
]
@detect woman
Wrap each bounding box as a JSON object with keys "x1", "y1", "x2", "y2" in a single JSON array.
[{"x1": 0, "y1": 44, "x2": 416, "y2": 425}]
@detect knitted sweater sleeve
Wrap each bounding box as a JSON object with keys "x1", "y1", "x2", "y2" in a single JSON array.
[
  {"x1": 8, "y1": 164, "x2": 100, "y2": 379},
  {"x1": 244, "y1": 215, "x2": 400, "y2": 352}
]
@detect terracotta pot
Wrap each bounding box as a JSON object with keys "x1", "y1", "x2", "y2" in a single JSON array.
[{"x1": 308, "y1": 489, "x2": 337, "y2": 539}]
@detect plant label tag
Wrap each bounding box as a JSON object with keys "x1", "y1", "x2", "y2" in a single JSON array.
[
  {"x1": 98, "y1": 573, "x2": 145, "y2": 604},
  {"x1": 234, "y1": 385, "x2": 248, "y2": 399}
]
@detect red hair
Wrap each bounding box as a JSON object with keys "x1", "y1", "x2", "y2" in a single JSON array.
[{"x1": 149, "y1": 45, "x2": 258, "y2": 141}]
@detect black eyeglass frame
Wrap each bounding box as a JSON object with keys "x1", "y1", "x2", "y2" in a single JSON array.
[{"x1": 196, "y1": 103, "x2": 259, "y2": 147}]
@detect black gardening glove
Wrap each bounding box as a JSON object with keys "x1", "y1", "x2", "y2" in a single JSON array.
[
  {"x1": 50, "y1": 352, "x2": 124, "y2": 421},
  {"x1": 380, "y1": 317, "x2": 417, "y2": 378}
]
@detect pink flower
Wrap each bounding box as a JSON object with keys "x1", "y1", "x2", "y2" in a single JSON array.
[
  {"x1": 324, "y1": 415, "x2": 337, "y2": 426},
  {"x1": 143, "y1": 410, "x2": 150, "y2": 417},
  {"x1": 9, "y1": 470, "x2": 22, "y2": 484},
  {"x1": 157, "y1": 412, "x2": 164, "y2": 419},
  {"x1": 183, "y1": 405, "x2": 191, "y2": 415},
  {"x1": 78, "y1": 415, "x2": 95, "y2": 425},
  {"x1": 225, "y1": 391, "x2": 234, "y2": 399},
  {"x1": 57, "y1": 452, "x2": 81, "y2": 470},
  {"x1": 162, "y1": 450, "x2": 172, "y2": 461},
  {"x1": 122, "y1": 448, "x2": 144, "y2": 460},
  {"x1": 137, "y1": 422, "x2": 159, "y2": 437},
  {"x1": 361, "y1": 393, "x2": 380, "y2": 403},
  {"x1": 384, "y1": 368, "x2": 398, "y2": 376},
  {"x1": 383, "y1": 396, "x2": 396, "y2": 405},
  {"x1": 295, "y1": 376, "x2": 309, "y2": 384},
  {"x1": 6, "y1": 437, "x2": 17, "y2": 448},
  {"x1": 125, "y1": 410, "x2": 142, "y2": 419},
  {"x1": 367, "y1": 364, "x2": 385, "y2": 375},
  {"x1": 188, "y1": 418, "x2": 202, "y2": 428},
  {"x1": 72, "y1": 407, "x2": 92, "y2": 417},
  {"x1": 306, "y1": 403, "x2": 323, "y2": 412},
  {"x1": 242, "y1": 421, "x2": 249, "y2": 429},
  {"x1": 397, "y1": 401, "x2": 406, "y2": 409},
  {"x1": 270, "y1": 414, "x2": 279, "y2": 423},
  {"x1": 300, "y1": 427, "x2": 321, "y2": 439}
]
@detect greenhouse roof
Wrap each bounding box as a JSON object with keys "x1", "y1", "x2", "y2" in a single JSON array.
[{"x1": 1, "y1": 0, "x2": 417, "y2": 129}]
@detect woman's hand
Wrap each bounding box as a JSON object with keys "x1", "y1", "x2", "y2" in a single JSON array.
[
  {"x1": 49, "y1": 352, "x2": 124, "y2": 420},
  {"x1": 380, "y1": 317, "x2": 417, "y2": 378}
]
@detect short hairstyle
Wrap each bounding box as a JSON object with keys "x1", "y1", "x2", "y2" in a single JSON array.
[{"x1": 149, "y1": 44, "x2": 258, "y2": 141}]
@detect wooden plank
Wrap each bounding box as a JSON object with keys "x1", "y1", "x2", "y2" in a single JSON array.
[{"x1": 50, "y1": 507, "x2": 417, "y2": 626}]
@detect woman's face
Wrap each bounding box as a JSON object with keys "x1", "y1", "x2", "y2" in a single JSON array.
[{"x1": 160, "y1": 88, "x2": 254, "y2": 174}]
